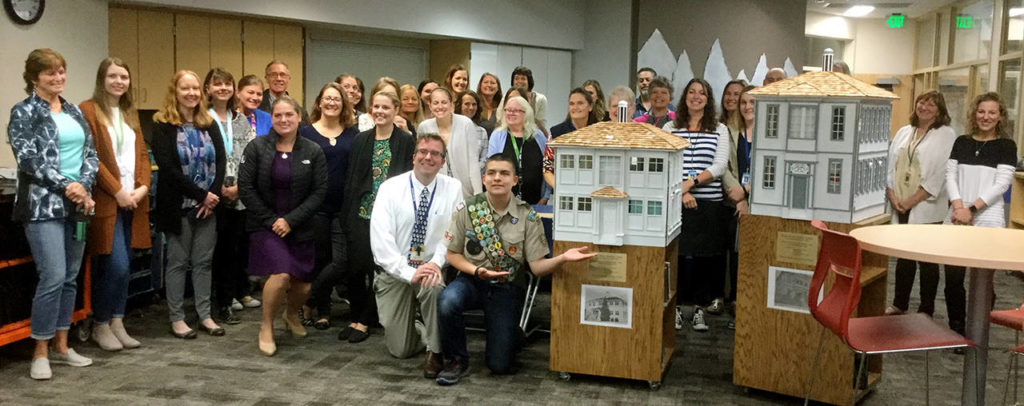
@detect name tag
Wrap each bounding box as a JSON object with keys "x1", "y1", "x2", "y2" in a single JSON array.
[{"x1": 741, "y1": 172, "x2": 750, "y2": 186}]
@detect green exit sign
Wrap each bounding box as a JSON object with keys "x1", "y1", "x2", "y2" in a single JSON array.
[
  {"x1": 886, "y1": 14, "x2": 905, "y2": 28},
  {"x1": 956, "y1": 15, "x2": 973, "y2": 29}
]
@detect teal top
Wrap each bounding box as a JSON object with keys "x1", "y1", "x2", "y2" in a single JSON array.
[{"x1": 52, "y1": 111, "x2": 85, "y2": 181}]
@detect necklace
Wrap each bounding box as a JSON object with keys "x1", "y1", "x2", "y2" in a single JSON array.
[{"x1": 975, "y1": 140, "x2": 989, "y2": 157}]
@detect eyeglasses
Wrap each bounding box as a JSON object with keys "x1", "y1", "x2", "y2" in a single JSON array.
[
  {"x1": 321, "y1": 97, "x2": 343, "y2": 104},
  {"x1": 266, "y1": 72, "x2": 290, "y2": 79},
  {"x1": 503, "y1": 108, "x2": 525, "y2": 115},
  {"x1": 416, "y1": 148, "x2": 444, "y2": 158}
]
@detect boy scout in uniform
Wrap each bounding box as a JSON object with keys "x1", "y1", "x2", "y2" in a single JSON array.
[{"x1": 435, "y1": 154, "x2": 595, "y2": 386}]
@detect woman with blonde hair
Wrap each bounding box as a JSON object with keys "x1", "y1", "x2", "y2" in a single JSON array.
[
  {"x1": 417, "y1": 86, "x2": 487, "y2": 198},
  {"x1": 357, "y1": 77, "x2": 407, "y2": 132},
  {"x1": 398, "y1": 84, "x2": 424, "y2": 136},
  {"x1": 80, "y1": 57, "x2": 151, "y2": 351},
  {"x1": 150, "y1": 70, "x2": 226, "y2": 339},
  {"x1": 339, "y1": 90, "x2": 415, "y2": 343},
  {"x1": 487, "y1": 95, "x2": 548, "y2": 204},
  {"x1": 942, "y1": 92, "x2": 1018, "y2": 339}
]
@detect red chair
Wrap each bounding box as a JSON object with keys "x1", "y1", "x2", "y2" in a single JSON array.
[
  {"x1": 803, "y1": 220, "x2": 975, "y2": 405},
  {"x1": 991, "y1": 302, "x2": 1024, "y2": 405}
]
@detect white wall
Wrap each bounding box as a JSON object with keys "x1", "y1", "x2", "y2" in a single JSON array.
[
  {"x1": 805, "y1": 11, "x2": 916, "y2": 75},
  {"x1": 123, "y1": 0, "x2": 586, "y2": 50},
  {"x1": 305, "y1": 28, "x2": 429, "y2": 108},
  {"x1": 572, "y1": 0, "x2": 633, "y2": 93},
  {"x1": 1, "y1": 0, "x2": 108, "y2": 168},
  {"x1": 849, "y1": 18, "x2": 917, "y2": 75}
]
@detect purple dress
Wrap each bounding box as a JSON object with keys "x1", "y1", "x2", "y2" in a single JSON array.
[{"x1": 248, "y1": 152, "x2": 316, "y2": 281}]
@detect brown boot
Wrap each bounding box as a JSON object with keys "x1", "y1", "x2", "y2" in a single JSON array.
[{"x1": 423, "y1": 351, "x2": 443, "y2": 379}]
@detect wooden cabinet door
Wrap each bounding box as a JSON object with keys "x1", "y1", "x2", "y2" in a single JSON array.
[
  {"x1": 274, "y1": 24, "x2": 304, "y2": 104},
  {"x1": 243, "y1": 21, "x2": 275, "y2": 79},
  {"x1": 175, "y1": 14, "x2": 211, "y2": 77},
  {"x1": 136, "y1": 10, "x2": 175, "y2": 110},
  {"x1": 209, "y1": 17, "x2": 243, "y2": 79},
  {"x1": 108, "y1": 8, "x2": 140, "y2": 103}
]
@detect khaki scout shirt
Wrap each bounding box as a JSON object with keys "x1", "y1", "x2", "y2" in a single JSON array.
[{"x1": 443, "y1": 192, "x2": 550, "y2": 289}]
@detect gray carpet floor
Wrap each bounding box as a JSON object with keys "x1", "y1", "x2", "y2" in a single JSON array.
[{"x1": 1, "y1": 267, "x2": 1023, "y2": 405}]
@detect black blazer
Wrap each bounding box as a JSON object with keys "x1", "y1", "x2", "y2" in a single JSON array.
[
  {"x1": 238, "y1": 130, "x2": 327, "y2": 242},
  {"x1": 151, "y1": 121, "x2": 226, "y2": 234},
  {"x1": 340, "y1": 125, "x2": 415, "y2": 226}
]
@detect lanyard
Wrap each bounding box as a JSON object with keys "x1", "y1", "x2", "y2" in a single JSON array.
[
  {"x1": 111, "y1": 108, "x2": 125, "y2": 157},
  {"x1": 409, "y1": 174, "x2": 438, "y2": 216},
  {"x1": 908, "y1": 127, "x2": 927, "y2": 164},
  {"x1": 210, "y1": 108, "x2": 233, "y2": 156},
  {"x1": 509, "y1": 133, "x2": 523, "y2": 167}
]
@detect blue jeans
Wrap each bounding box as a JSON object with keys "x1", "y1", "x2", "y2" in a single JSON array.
[
  {"x1": 25, "y1": 217, "x2": 86, "y2": 340},
  {"x1": 92, "y1": 211, "x2": 132, "y2": 323},
  {"x1": 438, "y1": 274, "x2": 523, "y2": 373}
]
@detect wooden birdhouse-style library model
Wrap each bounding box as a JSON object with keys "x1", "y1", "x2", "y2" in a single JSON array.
[
  {"x1": 747, "y1": 71, "x2": 898, "y2": 223},
  {"x1": 548, "y1": 122, "x2": 690, "y2": 247}
]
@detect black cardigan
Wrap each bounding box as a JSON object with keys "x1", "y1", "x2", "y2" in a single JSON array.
[
  {"x1": 339, "y1": 125, "x2": 415, "y2": 226},
  {"x1": 238, "y1": 130, "x2": 327, "y2": 242},
  {"x1": 151, "y1": 121, "x2": 226, "y2": 234}
]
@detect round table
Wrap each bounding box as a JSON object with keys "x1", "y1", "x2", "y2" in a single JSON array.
[{"x1": 850, "y1": 224, "x2": 1024, "y2": 406}]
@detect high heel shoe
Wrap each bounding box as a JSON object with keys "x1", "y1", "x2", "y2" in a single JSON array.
[
  {"x1": 258, "y1": 338, "x2": 277, "y2": 356},
  {"x1": 283, "y1": 313, "x2": 307, "y2": 338}
]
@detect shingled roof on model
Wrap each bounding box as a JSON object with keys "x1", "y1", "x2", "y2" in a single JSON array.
[
  {"x1": 590, "y1": 185, "x2": 629, "y2": 199},
  {"x1": 748, "y1": 71, "x2": 898, "y2": 99},
  {"x1": 548, "y1": 121, "x2": 691, "y2": 150}
]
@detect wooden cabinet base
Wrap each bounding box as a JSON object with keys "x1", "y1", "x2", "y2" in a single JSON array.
[
  {"x1": 732, "y1": 214, "x2": 888, "y2": 405},
  {"x1": 549, "y1": 238, "x2": 678, "y2": 384}
]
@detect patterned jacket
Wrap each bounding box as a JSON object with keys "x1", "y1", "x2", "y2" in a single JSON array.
[{"x1": 7, "y1": 93, "x2": 98, "y2": 222}]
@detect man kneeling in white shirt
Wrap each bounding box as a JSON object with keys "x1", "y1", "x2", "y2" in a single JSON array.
[{"x1": 370, "y1": 133, "x2": 464, "y2": 378}]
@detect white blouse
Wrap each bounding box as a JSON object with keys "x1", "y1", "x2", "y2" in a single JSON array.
[{"x1": 107, "y1": 107, "x2": 136, "y2": 192}]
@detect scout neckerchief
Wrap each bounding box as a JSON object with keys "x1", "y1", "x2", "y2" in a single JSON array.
[
  {"x1": 210, "y1": 108, "x2": 234, "y2": 156},
  {"x1": 408, "y1": 175, "x2": 437, "y2": 267},
  {"x1": 464, "y1": 194, "x2": 520, "y2": 283}
]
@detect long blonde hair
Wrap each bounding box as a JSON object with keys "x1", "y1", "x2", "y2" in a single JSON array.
[
  {"x1": 153, "y1": 70, "x2": 213, "y2": 127},
  {"x1": 90, "y1": 57, "x2": 139, "y2": 129}
]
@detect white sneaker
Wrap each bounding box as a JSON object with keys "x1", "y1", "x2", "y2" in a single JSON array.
[
  {"x1": 49, "y1": 348, "x2": 92, "y2": 367},
  {"x1": 674, "y1": 306, "x2": 684, "y2": 330},
  {"x1": 241, "y1": 296, "x2": 261, "y2": 308},
  {"x1": 231, "y1": 298, "x2": 244, "y2": 311},
  {"x1": 30, "y1": 358, "x2": 51, "y2": 380},
  {"x1": 692, "y1": 308, "x2": 709, "y2": 332}
]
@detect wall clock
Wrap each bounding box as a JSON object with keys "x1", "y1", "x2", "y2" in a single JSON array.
[{"x1": 4, "y1": 0, "x2": 44, "y2": 25}]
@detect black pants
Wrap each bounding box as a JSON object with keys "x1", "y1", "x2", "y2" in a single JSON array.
[
  {"x1": 212, "y1": 207, "x2": 250, "y2": 308},
  {"x1": 725, "y1": 211, "x2": 739, "y2": 302},
  {"x1": 308, "y1": 212, "x2": 349, "y2": 317},
  {"x1": 890, "y1": 212, "x2": 964, "y2": 333},
  {"x1": 346, "y1": 217, "x2": 378, "y2": 326},
  {"x1": 679, "y1": 254, "x2": 726, "y2": 308},
  {"x1": 936, "y1": 265, "x2": 967, "y2": 334}
]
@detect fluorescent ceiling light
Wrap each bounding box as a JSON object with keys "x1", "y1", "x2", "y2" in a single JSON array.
[
  {"x1": 1010, "y1": 8, "x2": 1024, "y2": 17},
  {"x1": 844, "y1": 5, "x2": 875, "y2": 17}
]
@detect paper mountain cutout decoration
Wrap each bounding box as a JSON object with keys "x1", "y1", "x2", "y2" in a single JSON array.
[{"x1": 637, "y1": 31, "x2": 795, "y2": 98}]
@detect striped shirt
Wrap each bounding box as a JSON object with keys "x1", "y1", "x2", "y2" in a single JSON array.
[
  {"x1": 945, "y1": 135, "x2": 1017, "y2": 228},
  {"x1": 664, "y1": 122, "x2": 731, "y2": 201}
]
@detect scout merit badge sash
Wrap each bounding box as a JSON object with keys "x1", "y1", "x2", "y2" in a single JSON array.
[{"x1": 464, "y1": 195, "x2": 520, "y2": 283}]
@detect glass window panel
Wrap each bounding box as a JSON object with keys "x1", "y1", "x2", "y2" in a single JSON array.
[
  {"x1": 648, "y1": 158, "x2": 664, "y2": 172},
  {"x1": 577, "y1": 197, "x2": 592, "y2": 212},
  {"x1": 647, "y1": 200, "x2": 662, "y2": 216},
  {"x1": 939, "y1": 11, "x2": 951, "y2": 64},
  {"x1": 629, "y1": 156, "x2": 644, "y2": 171},
  {"x1": 559, "y1": 196, "x2": 573, "y2": 210},
  {"x1": 1000, "y1": 59, "x2": 1021, "y2": 139},
  {"x1": 560, "y1": 154, "x2": 574, "y2": 169},
  {"x1": 938, "y1": 67, "x2": 971, "y2": 133},
  {"x1": 1008, "y1": 0, "x2": 1024, "y2": 53},
  {"x1": 953, "y1": 1, "x2": 994, "y2": 63},
  {"x1": 628, "y1": 200, "x2": 643, "y2": 214},
  {"x1": 599, "y1": 156, "x2": 621, "y2": 185},
  {"x1": 578, "y1": 155, "x2": 593, "y2": 169}
]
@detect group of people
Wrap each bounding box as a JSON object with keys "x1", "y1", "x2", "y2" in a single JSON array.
[{"x1": 8, "y1": 46, "x2": 1018, "y2": 386}]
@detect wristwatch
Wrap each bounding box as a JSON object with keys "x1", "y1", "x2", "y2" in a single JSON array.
[{"x1": 968, "y1": 205, "x2": 978, "y2": 214}]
